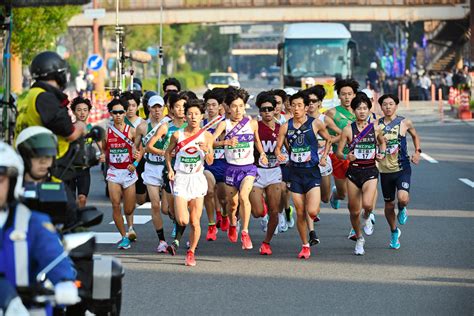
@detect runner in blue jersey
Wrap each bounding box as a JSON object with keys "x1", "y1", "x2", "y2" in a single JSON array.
[
  {"x1": 275, "y1": 91, "x2": 331, "y2": 259},
  {"x1": 202, "y1": 88, "x2": 227, "y2": 241}
]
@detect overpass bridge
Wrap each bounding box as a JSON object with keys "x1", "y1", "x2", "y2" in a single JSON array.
[{"x1": 68, "y1": 0, "x2": 470, "y2": 26}]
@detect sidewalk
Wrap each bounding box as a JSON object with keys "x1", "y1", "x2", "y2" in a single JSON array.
[{"x1": 394, "y1": 101, "x2": 470, "y2": 124}]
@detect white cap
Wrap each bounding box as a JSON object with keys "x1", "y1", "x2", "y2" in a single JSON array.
[
  {"x1": 361, "y1": 88, "x2": 374, "y2": 100},
  {"x1": 370, "y1": 62, "x2": 377, "y2": 69},
  {"x1": 148, "y1": 95, "x2": 164, "y2": 107},
  {"x1": 283, "y1": 87, "x2": 298, "y2": 96}
]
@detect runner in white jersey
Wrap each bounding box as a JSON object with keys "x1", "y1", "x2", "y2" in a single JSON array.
[
  {"x1": 213, "y1": 88, "x2": 268, "y2": 250},
  {"x1": 134, "y1": 95, "x2": 171, "y2": 253},
  {"x1": 165, "y1": 99, "x2": 214, "y2": 266}
]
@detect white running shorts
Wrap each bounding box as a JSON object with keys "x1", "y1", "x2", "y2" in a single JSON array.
[
  {"x1": 106, "y1": 167, "x2": 138, "y2": 189},
  {"x1": 254, "y1": 167, "x2": 282, "y2": 189},
  {"x1": 142, "y1": 162, "x2": 165, "y2": 187},
  {"x1": 173, "y1": 171, "x2": 208, "y2": 201}
]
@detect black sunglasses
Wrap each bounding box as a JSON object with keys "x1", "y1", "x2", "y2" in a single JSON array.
[
  {"x1": 111, "y1": 110, "x2": 125, "y2": 115},
  {"x1": 259, "y1": 107, "x2": 275, "y2": 113}
]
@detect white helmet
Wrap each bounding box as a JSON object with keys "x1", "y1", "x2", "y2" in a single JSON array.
[
  {"x1": 370, "y1": 62, "x2": 377, "y2": 69},
  {"x1": 0, "y1": 141, "x2": 24, "y2": 200}
]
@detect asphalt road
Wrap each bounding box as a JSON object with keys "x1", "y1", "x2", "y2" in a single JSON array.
[{"x1": 86, "y1": 95, "x2": 474, "y2": 315}]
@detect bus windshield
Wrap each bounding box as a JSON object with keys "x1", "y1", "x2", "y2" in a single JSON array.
[{"x1": 284, "y1": 39, "x2": 349, "y2": 78}]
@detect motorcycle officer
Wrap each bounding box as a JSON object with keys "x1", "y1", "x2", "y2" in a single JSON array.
[{"x1": 0, "y1": 141, "x2": 80, "y2": 315}]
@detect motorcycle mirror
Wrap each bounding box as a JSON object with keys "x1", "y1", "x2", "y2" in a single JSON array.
[{"x1": 77, "y1": 207, "x2": 103, "y2": 228}]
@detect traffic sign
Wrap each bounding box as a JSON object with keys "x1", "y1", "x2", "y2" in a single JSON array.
[
  {"x1": 84, "y1": 8, "x2": 106, "y2": 19},
  {"x1": 86, "y1": 54, "x2": 103, "y2": 71}
]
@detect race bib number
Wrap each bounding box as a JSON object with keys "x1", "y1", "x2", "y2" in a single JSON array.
[
  {"x1": 228, "y1": 142, "x2": 251, "y2": 159},
  {"x1": 109, "y1": 148, "x2": 130, "y2": 164},
  {"x1": 386, "y1": 139, "x2": 399, "y2": 155},
  {"x1": 290, "y1": 146, "x2": 311, "y2": 163},
  {"x1": 214, "y1": 147, "x2": 225, "y2": 160},
  {"x1": 177, "y1": 155, "x2": 201, "y2": 173},
  {"x1": 147, "y1": 153, "x2": 165, "y2": 163},
  {"x1": 354, "y1": 144, "x2": 376, "y2": 160}
]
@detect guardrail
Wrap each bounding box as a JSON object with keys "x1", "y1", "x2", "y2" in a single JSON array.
[{"x1": 98, "y1": 0, "x2": 466, "y2": 10}]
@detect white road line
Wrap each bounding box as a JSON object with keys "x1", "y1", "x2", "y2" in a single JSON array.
[
  {"x1": 137, "y1": 202, "x2": 151, "y2": 209},
  {"x1": 420, "y1": 153, "x2": 438, "y2": 163},
  {"x1": 94, "y1": 232, "x2": 122, "y2": 244},
  {"x1": 109, "y1": 215, "x2": 152, "y2": 225},
  {"x1": 459, "y1": 178, "x2": 474, "y2": 188}
]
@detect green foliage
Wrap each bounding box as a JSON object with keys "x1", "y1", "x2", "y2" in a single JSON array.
[
  {"x1": 11, "y1": 6, "x2": 80, "y2": 64},
  {"x1": 142, "y1": 71, "x2": 205, "y2": 92}
]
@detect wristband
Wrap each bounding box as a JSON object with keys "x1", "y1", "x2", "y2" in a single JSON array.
[{"x1": 133, "y1": 161, "x2": 139, "y2": 167}]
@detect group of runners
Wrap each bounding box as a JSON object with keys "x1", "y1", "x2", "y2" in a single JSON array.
[{"x1": 75, "y1": 77, "x2": 421, "y2": 266}]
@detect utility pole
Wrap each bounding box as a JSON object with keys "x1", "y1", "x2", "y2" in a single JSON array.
[{"x1": 157, "y1": 0, "x2": 164, "y2": 94}]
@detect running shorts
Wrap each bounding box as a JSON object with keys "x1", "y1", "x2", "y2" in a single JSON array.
[
  {"x1": 205, "y1": 159, "x2": 227, "y2": 183},
  {"x1": 142, "y1": 162, "x2": 165, "y2": 187},
  {"x1": 287, "y1": 166, "x2": 321, "y2": 194},
  {"x1": 280, "y1": 164, "x2": 290, "y2": 183},
  {"x1": 66, "y1": 168, "x2": 91, "y2": 197},
  {"x1": 225, "y1": 164, "x2": 258, "y2": 189},
  {"x1": 106, "y1": 167, "x2": 138, "y2": 189},
  {"x1": 173, "y1": 171, "x2": 208, "y2": 201},
  {"x1": 254, "y1": 167, "x2": 282, "y2": 189},
  {"x1": 346, "y1": 165, "x2": 379, "y2": 189},
  {"x1": 380, "y1": 168, "x2": 412, "y2": 202}
]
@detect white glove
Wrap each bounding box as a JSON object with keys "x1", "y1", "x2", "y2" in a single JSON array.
[
  {"x1": 5, "y1": 297, "x2": 29, "y2": 316},
  {"x1": 54, "y1": 281, "x2": 80, "y2": 305}
]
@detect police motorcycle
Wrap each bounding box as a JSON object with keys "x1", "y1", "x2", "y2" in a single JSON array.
[{"x1": 13, "y1": 127, "x2": 124, "y2": 315}]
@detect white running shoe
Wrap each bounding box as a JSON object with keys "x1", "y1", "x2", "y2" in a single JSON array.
[
  {"x1": 278, "y1": 212, "x2": 289, "y2": 233},
  {"x1": 156, "y1": 240, "x2": 168, "y2": 253},
  {"x1": 354, "y1": 236, "x2": 365, "y2": 255},
  {"x1": 363, "y1": 215, "x2": 374, "y2": 236},
  {"x1": 260, "y1": 214, "x2": 269, "y2": 232},
  {"x1": 127, "y1": 226, "x2": 137, "y2": 242}
]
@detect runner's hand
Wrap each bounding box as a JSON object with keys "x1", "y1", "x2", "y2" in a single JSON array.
[
  {"x1": 259, "y1": 154, "x2": 268, "y2": 166},
  {"x1": 376, "y1": 153, "x2": 385, "y2": 161},
  {"x1": 277, "y1": 153, "x2": 286, "y2": 162},
  {"x1": 319, "y1": 155, "x2": 327, "y2": 167},
  {"x1": 226, "y1": 137, "x2": 238, "y2": 147},
  {"x1": 197, "y1": 142, "x2": 208, "y2": 153},
  {"x1": 127, "y1": 164, "x2": 136, "y2": 172},
  {"x1": 132, "y1": 148, "x2": 140, "y2": 159},
  {"x1": 411, "y1": 152, "x2": 420, "y2": 165},
  {"x1": 347, "y1": 152, "x2": 356, "y2": 162},
  {"x1": 168, "y1": 169, "x2": 175, "y2": 181},
  {"x1": 99, "y1": 153, "x2": 106, "y2": 163}
]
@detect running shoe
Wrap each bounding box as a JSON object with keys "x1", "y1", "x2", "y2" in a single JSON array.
[
  {"x1": 370, "y1": 212, "x2": 376, "y2": 225},
  {"x1": 185, "y1": 241, "x2": 198, "y2": 250},
  {"x1": 348, "y1": 228, "x2": 357, "y2": 241},
  {"x1": 390, "y1": 228, "x2": 401, "y2": 250},
  {"x1": 170, "y1": 221, "x2": 177, "y2": 238},
  {"x1": 363, "y1": 214, "x2": 374, "y2": 236},
  {"x1": 167, "y1": 240, "x2": 179, "y2": 256},
  {"x1": 354, "y1": 236, "x2": 365, "y2": 255},
  {"x1": 241, "y1": 231, "x2": 253, "y2": 250},
  {"x1": 297, "y1": 246, "x2": 311, "y2": 259},
  {"x1": 313, "y1": 215, "x2": 320, "y2": 223},
  {"x1": 278, "y1": 212, "x2": 289, "y2": 232},
  {"x1": 156, "y1": 240, "x2": 168, "y2": 253},
  {"x1": 127, "y1": 227, "x2": 137, "y2": 242},
  {"x1": 259, "y1": 242, "x2": 272, "y2": 255},
  {"x1": 286, "y1": 206, "x2": 295, "y2": 228},
  {"x1": 260, "y1": 214, "x2": 269, "y2": 232},
  {"x1": 206, "y1": 224, "x2": 217, "y2": 241},
  {"x1": 228, "y1": 225, "x2": 238, "y2": 243},
  {"x1": 185, "y1": 250, "x2": 196, "y2": 267},
  {"x1": 220, "y1": 216, "x2": 230, "y2": 232},
  {"x1": 117, "y1": 237, "x2": 131, "y2": 250},
  {"x1": 216, "y1": 211, "x2": 223, "y2": 229},
  {"x1": 309, "y1": 230, "x2": 320, "y2": 246},
  {"x1": 329, "y1": 186, "x2": 340, "y2": 209},
  {"x1": 398, "y1": 207, "x2": 408, "y2": 225}
]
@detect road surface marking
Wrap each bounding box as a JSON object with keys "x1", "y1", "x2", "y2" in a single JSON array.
[
  {"x1": 109, "y1": 215, "x2": 152, "y2": 225},
  {"x1": 94, "y1": 232, "x2": 122, "y2": 244},
  {"x1": 138, "y1": 202, "x2": 151, "y2": 209},
  {"x1": 459, "y1": 178, "x2": 474, "y2": 188},
  {"x1": 420, "y1": 153, "x2": 438, "y2": 163}
]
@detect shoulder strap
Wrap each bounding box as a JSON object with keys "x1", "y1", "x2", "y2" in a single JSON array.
[
  {"x1": 225, "y1": 117, "x2": 250, "y2": 140},
  {"x1": 142, "y1": 117, "x2": 170, "y2": 146},
  {"x1": 382, "y1": 116, "x2": 405, "y2": 134},
  {"x1": 336, "y1": 106, "x2": 356, "y2": 121},
  {"x1": 347, "y1": 122, "x2": 374, "y2": 152},
  {"x1": 13, "y1": 203, "x2": 32, "y2": 287},
  {"x1": 288, "y1": 116, "x2": 312, "y2": 146},
  {"x1": 109, "y1": 124, "x2": 134, "y2": 147},
  {"x1": 176, "y1": 115, "x2": 224, "y2": 152}
]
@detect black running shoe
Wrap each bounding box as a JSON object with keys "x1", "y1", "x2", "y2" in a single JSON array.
[
  {"x1": 167, "y1": 240, "x2": 179, "y2": 256},
  {"x1": 309, "y1": 230, "x2": 320, "y2": 246}
]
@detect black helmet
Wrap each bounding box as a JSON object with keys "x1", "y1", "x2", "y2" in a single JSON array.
[{"x1": 30, "y1": 51, "x2": 69, "y2": 90}]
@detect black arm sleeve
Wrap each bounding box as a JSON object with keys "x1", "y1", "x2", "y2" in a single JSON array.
[{"x1": 36, "y1": 92, "x2": 74, "y2": 137}]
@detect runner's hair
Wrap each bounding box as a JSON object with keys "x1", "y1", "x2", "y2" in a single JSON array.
[{"x1": 351, "y1": 92, "x2": 372, "y2": 110}]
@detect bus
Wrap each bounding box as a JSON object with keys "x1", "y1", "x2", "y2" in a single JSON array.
[{"x1": 277, "y1": 23, "x2": 358, "y2": 107}]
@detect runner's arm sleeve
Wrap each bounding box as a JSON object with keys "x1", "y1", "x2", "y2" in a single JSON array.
[{"x1": 36, "y1": 92, "x2": 74, "y2": 137}]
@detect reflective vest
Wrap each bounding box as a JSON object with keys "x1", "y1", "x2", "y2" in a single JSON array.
[{"x1": 15, "y1": 87, "x2": 70, "y2": 159}]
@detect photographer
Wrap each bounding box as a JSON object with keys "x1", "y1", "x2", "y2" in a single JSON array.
[
  {"x1": 0, "y1": 141, "x2": 79, "y2": 315},
  {"x1": 14, "y1": 51, "x2": 86, "y2": 182},
  {"x1": 15, "y1": 127, "x2": 78, "y2": 228}
]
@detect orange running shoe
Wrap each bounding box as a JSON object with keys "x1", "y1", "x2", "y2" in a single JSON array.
[
  {"x1": 206, "y1": 224, "x2": 217, "y2": 241},
  {"x1": 185, "y1": 250, "x2": 196, "y2": 266},
  {"x1": 221, "y1": 216, "x2": 230, "y2": 232},
  {"x1": 227, "y1": 225, "x2": 238, "y2": 243},
  {"x1": 241, "y1": 231, "x2": 253, "y2": 250},
  {"x1": 298, "y1": 246, "x2": 311, "y2": 259},
  {"x1": 259, "y1": 242, "x2": 272, "y2": 255}
]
